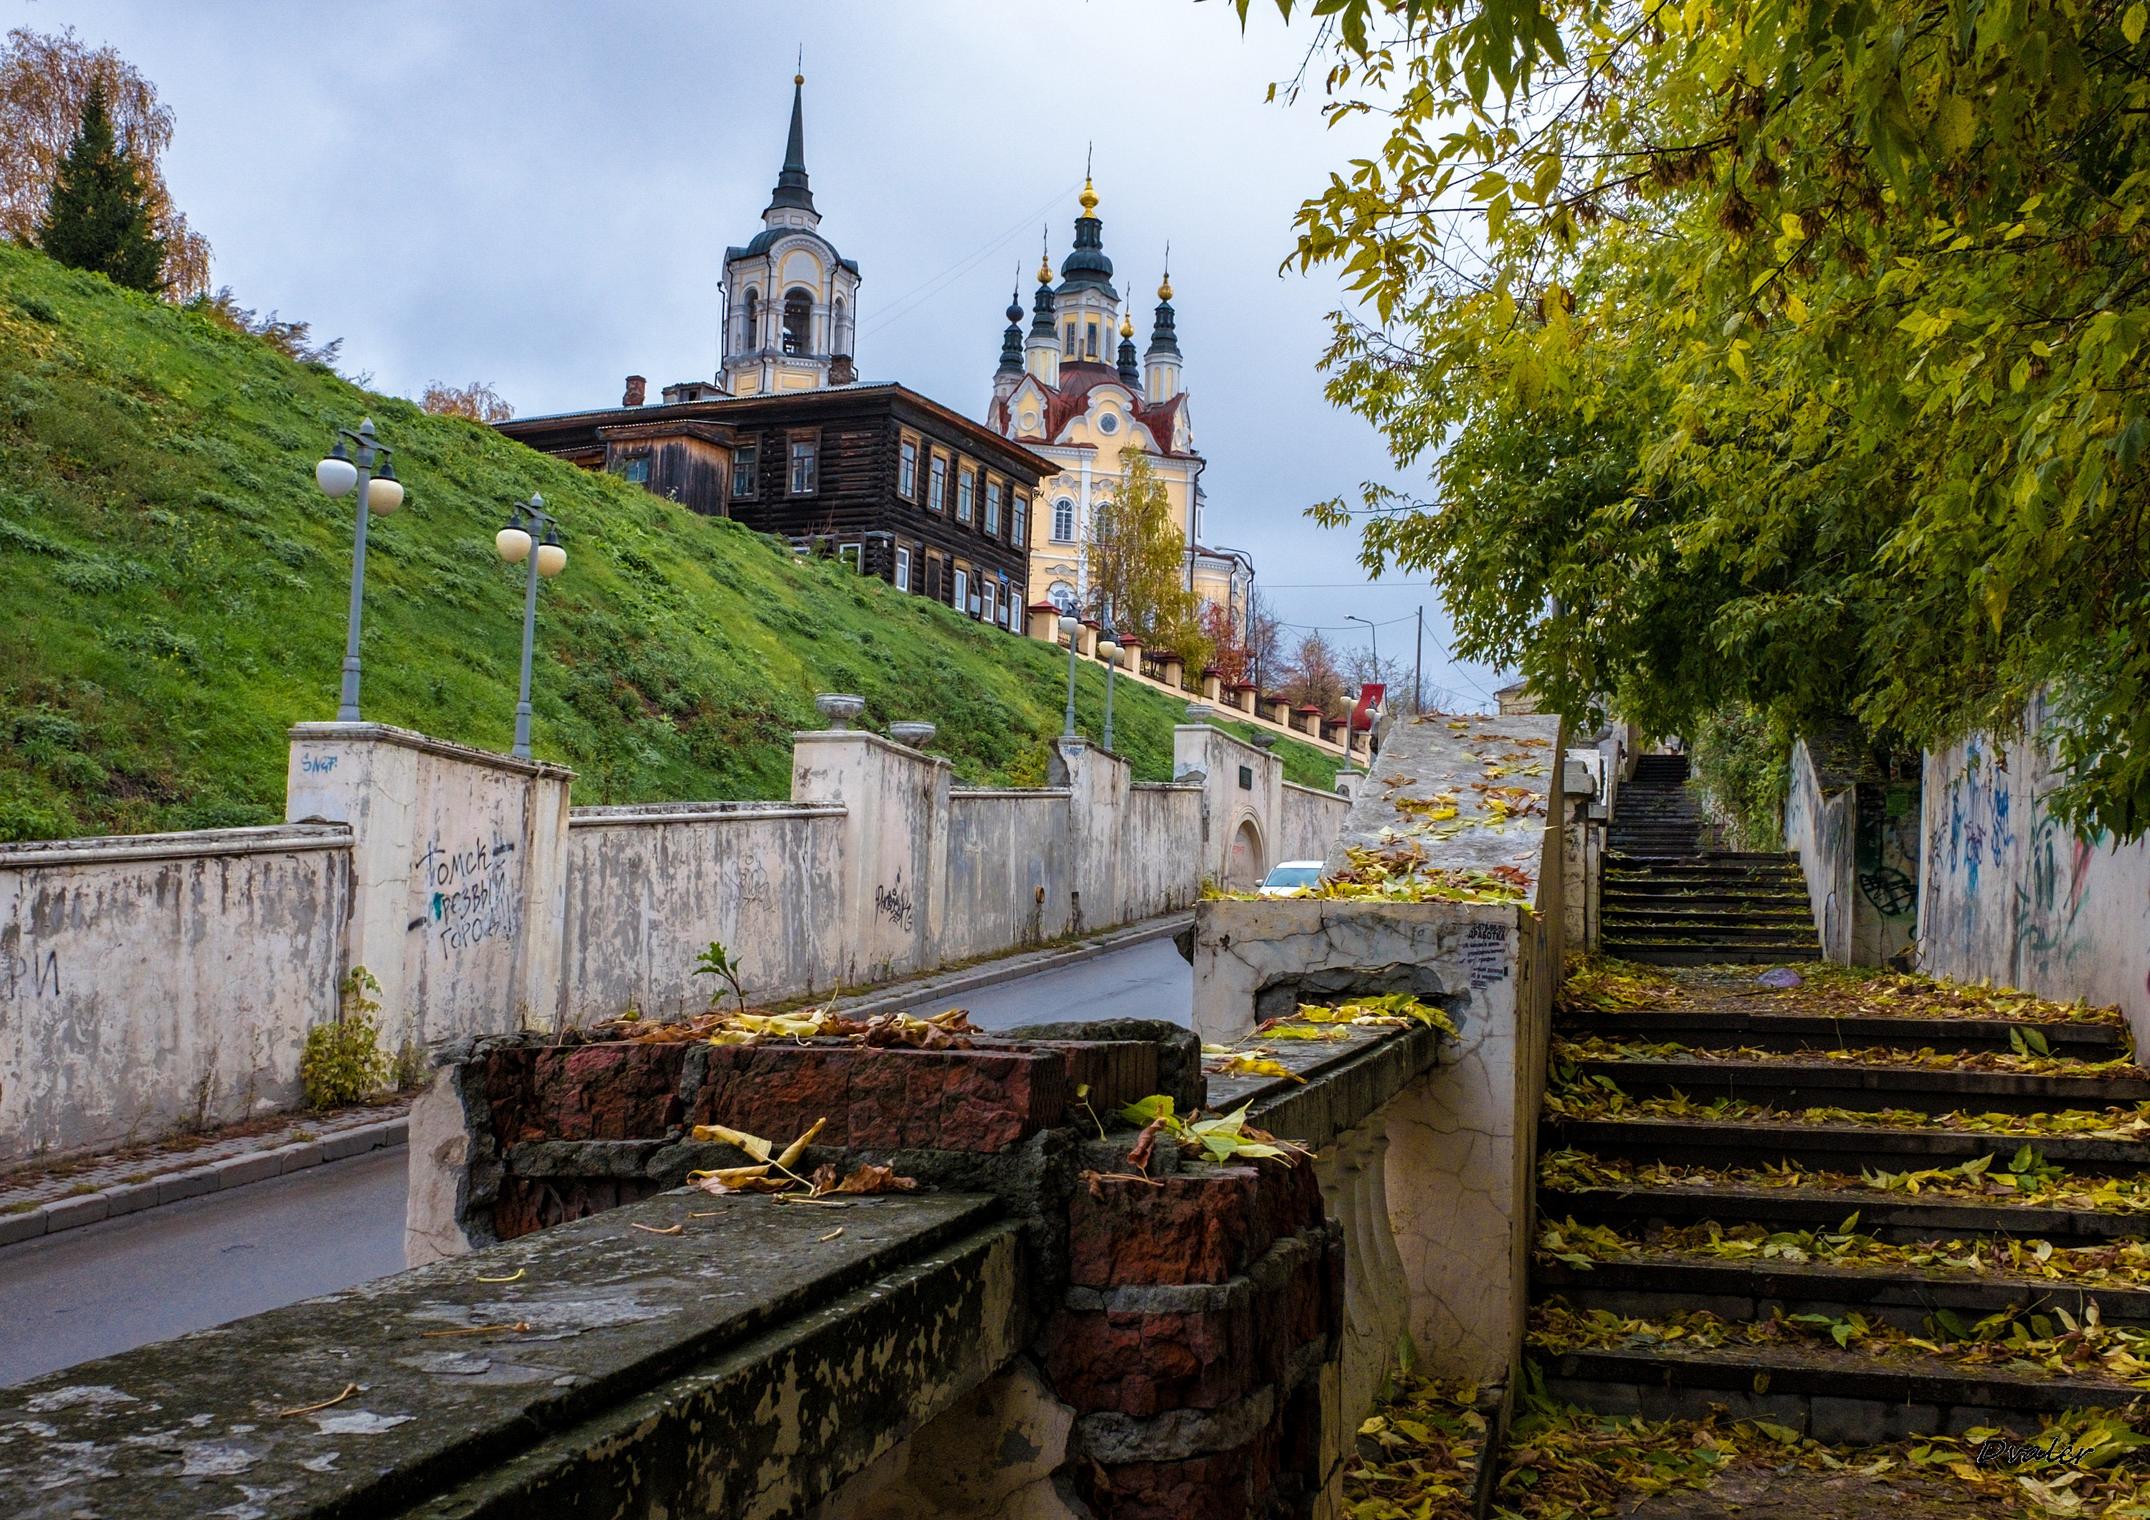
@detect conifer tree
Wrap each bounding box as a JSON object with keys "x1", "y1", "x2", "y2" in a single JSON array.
[{"x1": 37, "y1": 80, "x2": 164, "y2": 292}]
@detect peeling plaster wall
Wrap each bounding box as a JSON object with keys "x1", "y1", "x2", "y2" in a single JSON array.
[
  {"x1": 1919, "y1": 705, "x2": 2150, "y2": 1049},
  {"x1": 1786, "y1": 739, "x2": 1858, "y2": 964},
  {"x1": 1187, "y1": 712, "x2": 1568, "y2": 1387},
  {"x1": 1279, "y1": 782, "x2": 1351, "y2": 865},
  {"x1": 0, "y1": 826, "x2": 351, "y2": 1161},
  {"x1": 287, "y1": 723, "x2": 571, "y2": 1046},
  {"x1": 942, "y1": 791, "x2": 1076, "y2": 963},
  {"x1": 560, "y1": 803, "x2": 847, "y2": 1019},
  {"x1": 10, "y1": 719, "x2": 1335, "y2": 1161},
  {"x1": 1119, "y1": 784, "x2": 1202, "y2": 924}
]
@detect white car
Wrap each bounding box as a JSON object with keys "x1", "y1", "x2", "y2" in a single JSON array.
[{"x1": 1256, "y1": 861, "x2": 1324, "y2": 897}]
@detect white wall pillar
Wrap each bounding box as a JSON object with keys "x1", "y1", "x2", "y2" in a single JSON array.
[{"x1": 286, "y1": 723, "x2": 572, "y2": 1047}]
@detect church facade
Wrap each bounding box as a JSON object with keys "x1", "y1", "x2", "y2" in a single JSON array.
[{"x1": 986, "y1": 181, "x2": 1255, "y2": 636}]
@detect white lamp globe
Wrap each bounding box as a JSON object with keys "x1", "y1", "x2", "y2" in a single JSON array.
[
  {"x1": 495, "y1": 526, "x2": 533, "y2": 564},
  {"x1": 535, "y1": 541, "x2": 567, "y2": 578},
  {"x1": 1058, "y1": 613, "x2": 1079, "y2": 637},
  {"x1": 366, "y1": 474, "x2": 404, "y2": 515},
  {"x1": 1097, "y1": 638, "x2": 1118, "y2": 661},
  {"x1": 316, "y1": 455, "x2": 357, "y2": 498}
]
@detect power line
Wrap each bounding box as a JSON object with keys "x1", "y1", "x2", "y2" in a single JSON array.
[{"x1": 860, "y1": 182, "x2": 1083, "y2": 340}]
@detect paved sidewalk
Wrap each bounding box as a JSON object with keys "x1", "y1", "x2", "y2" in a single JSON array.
[{"x1": 0, "y1": 1101, "x2": 409, "y2": 1250}]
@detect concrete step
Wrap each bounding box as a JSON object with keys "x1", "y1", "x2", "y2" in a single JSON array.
[
  {"x1": 1538, "y1": 1181, "x2": 2147, "y2": 1245},
  {"x1": 1560, "y1": 1055, "x2": 2150, "y2": 1115},
  {"x1": 1534, "y1": 1253, "x2": 2150, "y2": 1332},
  {"x1": 1535, "y1": 1337, "x2": 2146, "y2": 1440},
  {"x1": 1601, "y1": 887, "x2": 1812, "y2": 906},
  {"x1": 1599, "y1": 944, "x2": 1820, "y2": 966},
  {"x1": 1551, "y1": 1008, "x2": 2132, "y2": 1058},
  {"x1": 1542, "y1": 1113, "x2": 2150, "y2": 1173},
  {"x1": 1598, "y1": 922, "x2": 1824, "y2": 943}
]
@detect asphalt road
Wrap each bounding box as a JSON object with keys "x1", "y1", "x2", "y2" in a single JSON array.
[
  {"x1": 902, "y1": 932, "x2": 1194, "y2": 1030},
  {"x1": 0, "y1": 937, "x2": 1195, "y2": 1386}
]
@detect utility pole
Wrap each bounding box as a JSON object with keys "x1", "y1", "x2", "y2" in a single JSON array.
[{"x1": 1415, "y1": 605, "x2": 1425, "y2": 715}]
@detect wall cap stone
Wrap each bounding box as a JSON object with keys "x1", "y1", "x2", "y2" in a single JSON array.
[
  {"x1": 288, "y1": 721, "x2": 576, "y2": 782},
  {"x1": 0, "y1": 821, "x2": 352, "y2": 868}
]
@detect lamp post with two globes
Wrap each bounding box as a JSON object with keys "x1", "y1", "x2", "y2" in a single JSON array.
[
  {"x1": 1059, "y1": 612, "x2": 1083, "y2": 739},
  {"x1": 494, "y1": 493, "x2": 567, "y2": 761},
  {"x1": 314, "y1": 418, "x2": 405, "y2": 721},
  {"x1": 1097, "y1": 605, "x2": 1121, "y2": 754}
]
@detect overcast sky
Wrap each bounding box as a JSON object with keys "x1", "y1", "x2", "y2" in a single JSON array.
[{"x1": 6, "y1": 0, "x2": 1509, "y2": 708}]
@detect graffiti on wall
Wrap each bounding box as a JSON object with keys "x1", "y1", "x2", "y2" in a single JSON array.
[
  {"x1": 874, "y1": 871, "x2": 916, "y2": 933},
  {"x1": 418, "y1": 830, "x2": 522, "y2": 955},
  {"x1": 2016, "y1": 810, "x2": 2100, "y2": 960},
  {"x1": 0, "y1": 946, "x2": 61, "y2": 1000}
]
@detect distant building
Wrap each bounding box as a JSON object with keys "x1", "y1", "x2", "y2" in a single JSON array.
[
  {"x1": 495, "y1": 75, "x2": 1048, "y2": 632},
  {"x1": 985, "y1": 179, "x2": 1254, "y2": 633}
]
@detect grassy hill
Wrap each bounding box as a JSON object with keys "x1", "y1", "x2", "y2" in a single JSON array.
[{"x1": 0, "y1": 244, "x2": 1338, "y2": 841}]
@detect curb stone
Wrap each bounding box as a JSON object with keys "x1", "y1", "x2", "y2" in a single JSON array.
[{"x1": 0, "y1": 1116, "x2": 408, "y2": 1253}]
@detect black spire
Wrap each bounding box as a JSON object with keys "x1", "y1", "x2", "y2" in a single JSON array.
[
  {"x1": 1116, "y1": 294, "x2": 1140, "y2": 384},
  {"x1": 1029, "y1": 232, "x2": 1057, "y2": 339},
  {"x1": 1147, "y1": 261, "x2": 1181, "y2": 359},
  {"x1": 765, "y1": 72, "x2": 815, "y2": 215},
  {"x1": 998, "y1": 283, "x2": 1026, "y2": 374},
  {"x1": 1057, "y1": 175, "x2": 1116, "y2": 298}
]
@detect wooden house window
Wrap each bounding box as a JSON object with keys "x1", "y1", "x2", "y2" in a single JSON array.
[
  {"x1": 984, "y1": 479, "x2": 1002, "y2": 536},
  {"x1": 956, "y1": 466, "x2": 974, "y2": 524},
  {"x1": 895, "y1": 544, "x2": 912, "y2": 592},
  {"x1": 619, "y1": 455, "x2": 650, "y2": 485},
  {"x1": 1013, "y1": 492, "x2": 1029, "y2": 545},
  {"x1": 788, "y1": 437, "x2": 819, "y2": 495},
  {"x1": 731, "y1": 443, "x2": 758, "y2": 498},
  {"x1": 926, "y1": 555, "x2": 943, "y2": 600},
  {"x1": 898, "y1": 436, "x2": 919, "y2": 498},
  {"x1": 928, "y1": 453, "x2": 948, "y2": 513},
  {"x1": 953, "y1": 567, "x2": 969, "y2": 613},
  {"x1": 981, "y1": 579, "x2": 997, "y2": 627},
  {"x1": 838, "y1": 543, "x2": 862, "y2": 572}
]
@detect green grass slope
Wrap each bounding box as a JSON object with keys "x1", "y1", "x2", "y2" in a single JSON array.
[{"x1": 0, "y1": 244, "x2": 1338, "y2": 840}]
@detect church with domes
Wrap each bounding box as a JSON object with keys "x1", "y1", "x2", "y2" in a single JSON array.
[{"x1": 987, "y1": 179, "x2": 1254, "y2": 632}]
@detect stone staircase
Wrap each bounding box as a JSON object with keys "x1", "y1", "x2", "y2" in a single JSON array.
[
  {"x1": 1604, "y1": 753, "x2": 1819, "y2": 965},
  {"x1": 1531, "y1": 961, "x2": 2150, "y2": 1441}
]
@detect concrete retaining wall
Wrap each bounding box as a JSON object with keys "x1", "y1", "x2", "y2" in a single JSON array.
[
  {"x1": 1919, "y1": 705, "x2": 2150, "y2": 1049},
  {"x1": 1279, "y1": 781, "x2": 1347, "y2": 864},
  {"x1": 560, "y1": 803, "x2": 848, "y2": 1018},
  {"x1": 0, "y1": 825, "x2": 351, "y2": 1161},
  {"x1": 9, "y1": 719, "x2": 1347, "y2": 1160},
  {"x1": 1784, "y1": 732, "x2": 1918, "y2": 969}
]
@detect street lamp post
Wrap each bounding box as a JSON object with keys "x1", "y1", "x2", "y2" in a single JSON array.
[
  {"x1": 1098, "y1": 605, "x2": 1120, "y2": 754},
  {"x1": 314, "y1": 418, "x2": 405, "y2": 721},
  {"x1": 494, "y1": 493, "x2": 568, "y2": 761},
  {"x1": 1059, "y1": 612, "x2": 1082, "y2": 738}
]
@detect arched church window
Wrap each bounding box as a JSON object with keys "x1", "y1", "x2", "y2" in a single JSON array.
[
  {"x1": 1048, "y1": 580, "x2": 1078, "y2": 613},
  {"x1": 1052, "y1": 497, "x2": 1075, "y2": 543},
  {"x1": 741, "y1": 288, "x2": 759, "y2": 350},
  {"x1": 783, "y1": 288, "x2": 813, "y2": 356}
]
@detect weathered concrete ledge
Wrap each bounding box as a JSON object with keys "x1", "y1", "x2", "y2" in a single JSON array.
[{"x1": 0, "y1": 1188, "x2": 1011, "y2": 1519}]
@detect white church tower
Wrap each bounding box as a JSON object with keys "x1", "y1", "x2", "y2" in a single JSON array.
[{"x1": 719, "y1": 73, "x2": 861, "y2": 395}]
